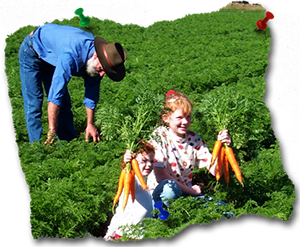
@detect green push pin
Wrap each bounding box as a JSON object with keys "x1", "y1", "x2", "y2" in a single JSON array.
[{"x1": 75, "y1": 8, "x2": 90, "y2": 27}]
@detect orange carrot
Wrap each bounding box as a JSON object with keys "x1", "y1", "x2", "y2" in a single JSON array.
[
  {"x1": 216, "y1": 146, "x2": 224, "y2": 182},
  {"x1": 209, "y1": 140, "x2": 222, "y2": 169},
  {"x1": 224, "y1": 145, "x2": 243, "y2": 186},
  {"x1": 113, "y1": 168, "x2": 126, "y2": 206},
  {"x1": 219, "y1": 146, "x2": 225, "y2": 169},
  {"x1": 130, "y1": 169, "x2": 136, "y2": 202},
  {"x1": 122, "y1": 169, "x2": 135, "y2": 211},
  {"x1": 223, "y1": 149, "x2": 230, "y2": 185},
  {"x1": 131, "y1": 159, "x2": 147, "y2": 190}
]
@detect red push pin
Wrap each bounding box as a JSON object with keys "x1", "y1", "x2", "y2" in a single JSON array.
[{"x1": 256, "y1": 11, "x2": 274, "y2": 30}]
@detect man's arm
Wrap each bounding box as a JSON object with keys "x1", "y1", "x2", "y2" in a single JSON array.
[
  {"x1": 44, "y1": 101, "x2": 60, "y2": 145},
  {"x1": 44, "y1": 54, "x2": 73, "y2": 145},
  {"x1": 85, "y1": 106, "x2": 100, "y2": 142},
  {"x1": 83, "y1": 74, "x2": 101, "y2": 143}
]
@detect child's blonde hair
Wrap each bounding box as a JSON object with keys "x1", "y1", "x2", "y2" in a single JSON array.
[{"x1": 162, "y1": 91, "x2": 193, "y2": 117}]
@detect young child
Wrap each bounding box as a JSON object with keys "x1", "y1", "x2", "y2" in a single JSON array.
[
  {"x1": 104, "y1": 141, "x2": 155, "y2": 241},
  {"x1": 147, "y1": 90, "x2": 231, "y2": 207}
]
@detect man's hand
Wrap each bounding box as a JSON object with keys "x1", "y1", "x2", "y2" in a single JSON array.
[
  {"x1": 85, "y1": 123, "x2": 100, "y2": 142},
  {"x1": 85, "y1": 106, "x2": 100, "y2": 142},
  {"x1": 43, "y1": 128, "x2": 57, "y2": 146},
  {"x1": 44, "y1": 102, "x2": 60, "y2": 146}
]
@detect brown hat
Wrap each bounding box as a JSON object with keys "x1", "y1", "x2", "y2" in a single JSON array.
[{"x1": 94, "y1": 37, "x2": 127, "y2": 81}]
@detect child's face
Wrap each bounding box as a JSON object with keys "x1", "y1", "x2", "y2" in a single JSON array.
[
  {"x1": 163, "y1": 109, "x2": 191, "y2": 138},
  {"x1": 136, "y1": 151, "x2": 154, "y2": 177}
]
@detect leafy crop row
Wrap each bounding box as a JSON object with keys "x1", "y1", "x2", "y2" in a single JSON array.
[{"x1": 5, "y1": 10, "x2": 295, "y2": 240}]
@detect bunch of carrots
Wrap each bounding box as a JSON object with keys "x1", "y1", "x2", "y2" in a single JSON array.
[
  {"x1": 209, "y1": 140, "x2": 244, "y2": 187},
  {"x1": 112, "y1": 106, "x2": 151, "y2": 212},
  {"x1": 113, "y1": 159, "x2": 147, "y2": 212}
]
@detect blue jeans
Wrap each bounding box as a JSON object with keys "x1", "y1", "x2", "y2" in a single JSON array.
[
  {"x1": 19, "y1": 34, "x2": 76, "y2": 143},
  {"x1": 152, "y1": 179, "x2": 233, "y2": 217}
]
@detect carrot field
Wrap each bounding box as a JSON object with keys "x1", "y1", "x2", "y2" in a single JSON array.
[{"x1": 5, "y1": 9, "x2": 295, "y2": 240}]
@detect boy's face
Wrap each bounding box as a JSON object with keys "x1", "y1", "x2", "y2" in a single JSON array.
[
  {"x1": 136, "y1": 151, "x2": 155, "y2": 177},
  {"x1": 163, "y1": 109, "x2": 191, "y2": 138}
]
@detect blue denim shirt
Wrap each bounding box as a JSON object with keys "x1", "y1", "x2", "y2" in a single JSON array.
[{"x1": 31, "y1": 23, "x2": 101, "y2": 109}]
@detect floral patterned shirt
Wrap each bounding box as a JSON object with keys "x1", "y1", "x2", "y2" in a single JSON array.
[{"x1": 147, "y1": 126, "x2": 213, "y2": 191}]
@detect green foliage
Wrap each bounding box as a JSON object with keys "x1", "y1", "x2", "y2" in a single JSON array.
[
  {"x1": 5, "y1": 10, "x2": 294, "y2": 240},
  {"x1": 95, "y1": 87, "x2": 163, "y2": 152},
  {"x1": 194, "y1": 82, "x2": 275, "y2": 162},
  {"x1": 211, "y1": 142, "x2": 295, "y2": 216},
  {"x1": 121, "y1": 143, "x2": 295, "y2": 241},
  {"x1": 121, "y1": 196, "x2": 235, "y2": 240},
  {"x1": 19, "y1": 139, "x2": 123, "y2": 238}
]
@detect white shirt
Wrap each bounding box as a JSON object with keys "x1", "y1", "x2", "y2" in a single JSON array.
[
  {"x1": 105, "y1": 174, "x2": 153, "y2": 238},
  {"x1": 147, "y1": 126, "x2": 214, "y2": 191}
]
